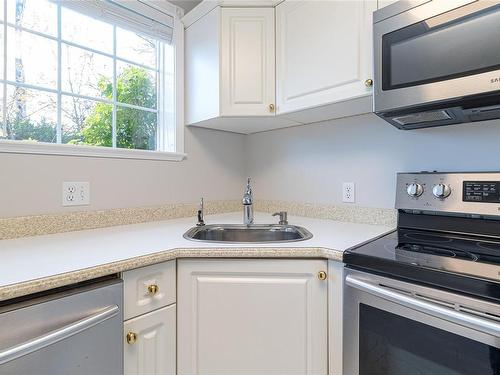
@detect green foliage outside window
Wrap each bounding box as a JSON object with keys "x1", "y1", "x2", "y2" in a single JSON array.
[{"x1": 5, "y1": 66, "x2": 157, "y2": 150}]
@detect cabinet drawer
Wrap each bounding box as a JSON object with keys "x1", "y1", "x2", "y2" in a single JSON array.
[
  {"x1": 123, "y1": 260, "x2": 175, "y2": 320},
  {"x1": 124, "y1": 304, "x2": 176, "y2": 375}
]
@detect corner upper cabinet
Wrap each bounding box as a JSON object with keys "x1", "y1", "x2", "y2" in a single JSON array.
[
  {"x1": 220, "y1": 8, "x2": 275, "y2": 116},
  {"x1": 185, "y1": 7, "x2": 287, "y2": 133},
  {"x1": 275, "y1": 0, "x2": 377, "y2": 119}
]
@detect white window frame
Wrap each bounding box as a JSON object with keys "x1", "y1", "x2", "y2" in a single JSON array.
[{"x1": 0, "y1": 0, "x2": 186, "y2": 161}]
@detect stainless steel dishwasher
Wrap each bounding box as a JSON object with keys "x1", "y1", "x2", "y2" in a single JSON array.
[{"x1": 0, "y1": 276, "x2": 123, "y2": 375}]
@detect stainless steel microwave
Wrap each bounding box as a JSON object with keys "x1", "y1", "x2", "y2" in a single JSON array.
[{"x1": 373, "y1": 0, "x2": 500, "y2": 130}]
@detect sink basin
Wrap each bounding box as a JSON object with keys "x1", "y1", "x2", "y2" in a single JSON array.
[{"x1": 183, "y1": 224, "x2": 313, "y2": 243}]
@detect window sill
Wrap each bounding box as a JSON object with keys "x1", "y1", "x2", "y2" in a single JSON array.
[{"x1": 0, "y1": 140, "x2": 187, "y2": 161}]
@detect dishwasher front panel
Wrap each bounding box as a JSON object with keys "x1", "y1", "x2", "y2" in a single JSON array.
[{"x1": 0, "y1": 278, "x2": 123, "y2": 375}]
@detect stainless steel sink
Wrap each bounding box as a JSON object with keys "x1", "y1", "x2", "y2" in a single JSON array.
[{"x1": 183, "y1": 224, "x2": 313, "y2": 243}]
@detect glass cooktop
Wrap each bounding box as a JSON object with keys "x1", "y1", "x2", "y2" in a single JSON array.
[
  {"x1": 396, "y1": 229, "x2": 500, "y2": 264},
  {"x1": 345, "y1": 228, "x2": 500, "y2": 283},
  {"x1": 344, "y1": 228, "x2": 500, "y2": 302}
]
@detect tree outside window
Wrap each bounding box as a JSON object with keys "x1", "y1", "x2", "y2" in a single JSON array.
[{"x1": 0, "y1": 0, "x2": 173, "y2": 152}]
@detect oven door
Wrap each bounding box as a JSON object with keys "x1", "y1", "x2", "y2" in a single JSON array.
[
  {"x1": 374, "y1": 0, "x2": 500, "y2": 113},
  {"x1": 344, "y1": 269, "x2": 500, "y2": 375}
]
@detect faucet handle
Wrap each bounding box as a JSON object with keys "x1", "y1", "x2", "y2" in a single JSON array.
[
  {"x1": 272, "y1": 211, "x2": 288, "y2": 225},
  {"x1": 243, "y1": 177, "x2": 253, "y2": 205},
  {"x1": 197, "y1": 197, "x2": 205, "y2": 226},
  {"x1": 245, "y1": 177, "x2": 252, "y2": 194}
]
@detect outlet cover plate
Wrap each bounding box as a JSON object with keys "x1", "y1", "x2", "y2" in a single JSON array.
[
  {"x1": 342, "y1": 182, "x2": 355, "y2": 203},
  {"x1": 62, "y1": 182, "x2": 90, "y2": 206}
]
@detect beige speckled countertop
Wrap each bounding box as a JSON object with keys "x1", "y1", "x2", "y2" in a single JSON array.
[{"x1": 0, "y1": 212, "x2": 393, "y2": 302}]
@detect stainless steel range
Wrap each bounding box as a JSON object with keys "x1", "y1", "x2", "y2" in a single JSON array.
[{"x1": 343, "y1": 172, "x2": 500, "y2": 375}]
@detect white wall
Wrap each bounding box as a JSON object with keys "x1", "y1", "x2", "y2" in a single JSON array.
[
  {"x1": 246, "y1": 113, "x2": 500, "y2": 209},
  {"x1": 0, "y1": 127, "x2": 247, "y2": 217},
  {"x1": 3, "y1": 112, "x2": 500, "y2": 218}
]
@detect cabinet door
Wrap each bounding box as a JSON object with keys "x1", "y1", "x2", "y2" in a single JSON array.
[
  {"x1": 220, "y1": 8, "x2": 276, "y2": 117},
  {"x1": 124, "y1": 304, "x2": 176, "y2": 375},
  {"x1": 178, "y1": 259, "x2": 328, "y2": 375},
  {"x1": 276, "y1": 0, "x2": 377, "y2": 114}
]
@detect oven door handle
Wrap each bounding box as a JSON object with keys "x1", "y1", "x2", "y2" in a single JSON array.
[
  {"x1": 0, "y1": 304, "x2": 119, "y2": 365},
  {"x1": 346, "y1": 275, "x2": 500, "y2": 337}
]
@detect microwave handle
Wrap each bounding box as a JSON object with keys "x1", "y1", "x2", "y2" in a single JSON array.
[
  {"x1": 345, "y1": 275, "x2": 500, "y2": 337},
  {"x1": 0, "y1": 305, "x2": 119, "y2": 365}
]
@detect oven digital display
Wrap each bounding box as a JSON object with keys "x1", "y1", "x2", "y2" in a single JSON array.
[{"x1": 463, "y1": 181, "x2": 500, "y2": 203}]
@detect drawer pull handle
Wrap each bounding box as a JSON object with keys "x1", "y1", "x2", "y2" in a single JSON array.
[
  {"x1": 365, "y1": 78, "x2": 373, "y2": 87},
  {"x1": 317, "y1": 271, "x2": 327, "y2": 281},
  {"x1": 269, "y1": 103, "x2": 275, "y2": 112},
  {"x1": 147, "y1": 284, "x2": 159, "y2": 296},
  {"x1": 126, "y1": 331, "x2": 137, "y2": 345}
]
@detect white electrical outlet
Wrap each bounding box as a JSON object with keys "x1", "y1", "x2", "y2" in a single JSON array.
[
  {"x1": 62, "y1": 182, "x2": 90, "y2": 206},
  {"x1": 342, "y1": 182, "x2": 355, "y2": 203}
]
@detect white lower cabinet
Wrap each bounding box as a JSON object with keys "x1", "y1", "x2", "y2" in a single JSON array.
[
  {"x1": 124, "y1": 304, "x2": 176, "y2": 375},
  {"x1": 122, "y1": 260, "x2": 176, "y2": 320},
  {"x1": 122, "y1": 261, "x2": 176, "y2": 375},
  {"x1": 177, "y1": 259, "x2": 328, "y2": 375}
]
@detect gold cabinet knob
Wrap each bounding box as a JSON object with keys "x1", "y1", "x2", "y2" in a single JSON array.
[
  {"x1": 126, "y1": 331, "x2": 137, "y2": 345},
  {"x1": 365, "y1": 78, "x2": 373, "y2": 87},
  {"x1": 269, "y1": 103, "x2": 275, "y2": 112},
  {"x1": 147, "y1": 284, "x2": 159, "y2": 296},
  {"x1": 317, "y1": 271, "x2": 327, "y2": 281}
]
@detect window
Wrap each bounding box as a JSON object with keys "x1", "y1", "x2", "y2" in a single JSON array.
[{"x1": 0, "y1": 0, "x2": 183, "y2": 159}]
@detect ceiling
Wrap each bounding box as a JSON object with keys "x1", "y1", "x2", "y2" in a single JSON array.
[{"x1": 170, "y1": 0, "x2": 203, "y2": 13}]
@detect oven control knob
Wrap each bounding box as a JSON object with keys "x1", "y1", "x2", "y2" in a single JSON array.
[
  {"x1": 406, "y1": 183, "x2": 424, "y2": 197},
  {"x1": 432, "y1": 184, "x2": 451, "y2": 199}
]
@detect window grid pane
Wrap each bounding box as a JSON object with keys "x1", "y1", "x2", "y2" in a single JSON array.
[
  {"x1": 0, "y1": 0, "x2": 164, "y2": 151},
  {"x1": 6, "y1": 26, "x2": 58, "y2": 89},
  {"x1": 56, "y1": 0, "x2": 61, "y2": 144},
  {"x1": 112, "y1": 25, "x2": 117, "y2": 148},
  {"x1": 7, "y1": 0, "x2": 57, "y2": 37},
  {"x1": 5, "y1": 83, "x2": 58, "y2": 143}
]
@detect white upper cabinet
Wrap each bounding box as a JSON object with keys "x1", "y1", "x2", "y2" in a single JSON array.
[
  {"x1": 185, "y1": 7, "x2": 221, "y2": 127},
  {"x1": 185, "y1": 7, "x2": 294, "y2": 133},
  {"x1": 220, "y1": 8, "x2": 276, "y2": 116},
  {"x1": 276, "y1": 0, "x2": 377, "y2": 116},
  {"x1": 184, "y1": 0, "x2": 380, "y2": 132}
]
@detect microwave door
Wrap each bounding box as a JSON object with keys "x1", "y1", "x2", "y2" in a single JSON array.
[{"x1": 374, "y1": 0, "x2": 500, "y2": 113}]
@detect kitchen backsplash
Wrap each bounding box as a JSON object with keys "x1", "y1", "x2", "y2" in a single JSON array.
[{"x1": 0, "y1": 200, "x2": 395, "y2": 240}]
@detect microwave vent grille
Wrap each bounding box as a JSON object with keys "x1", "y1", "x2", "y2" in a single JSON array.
[{"x1": 393, "y1": 110, "x2": 451, "y2": 125}]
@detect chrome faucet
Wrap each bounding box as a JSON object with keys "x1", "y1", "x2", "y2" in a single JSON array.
[{"x1": 242, "y1": 177, "x2": 254, "y2": 225}]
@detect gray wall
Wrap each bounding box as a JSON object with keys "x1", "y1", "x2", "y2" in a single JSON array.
[
  {"x1": 3, "y1": 112, "x2": 500, "y2": 218},
  {"x1": 246, "y1": 113, "x2": 500, "y2": 209},
  {"x1": 0, "y1": 127, "x2": 247, "y2": 217}
]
